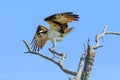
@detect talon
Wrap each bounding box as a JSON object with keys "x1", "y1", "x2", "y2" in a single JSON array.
[{"x1": 50, "y1": 47, "x2": 55, "y2": 51}]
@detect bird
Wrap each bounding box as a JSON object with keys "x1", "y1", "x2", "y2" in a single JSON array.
[{"x1": 31, "y1": 12, "x2": 79, "y2": 52}]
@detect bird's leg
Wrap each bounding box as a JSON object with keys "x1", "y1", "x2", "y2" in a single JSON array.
[
  {"x1": 50, "y1": 47, "x2": 60, "y2": 59},
  {"x1": 49, "y1": 38, "x2": 60, "y2": 59},
  {"x1": 50, "y1": 38, "x2": 56, "y2": 50}
]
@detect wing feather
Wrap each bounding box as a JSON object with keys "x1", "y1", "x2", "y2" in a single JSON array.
[
  {"x1": 31, "y1": 25, "x2": 48, "y2": 51},
  {"x1": 44, "y1": 12, "x2": 79, "y2": 33}
]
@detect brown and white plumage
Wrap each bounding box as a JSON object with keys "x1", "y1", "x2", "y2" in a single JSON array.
[
  {"x1": 31, "y1": 25, "x2": 48, "y2": 51},
  {"x1": 31, "y1": 12, "x2": 79, "y2": 52},
  {"x1": 44, "y1": 12, "x2": 79, "y2": 34}
]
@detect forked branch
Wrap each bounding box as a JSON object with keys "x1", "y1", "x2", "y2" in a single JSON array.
[
  {"x1": 23, "y1": 40, "x2": 77, "y2": 76},
  {"x1": 75, "y1": 25, "x2": 120, "y2": 80},
  {"x1": 23, "y1": 25, "x2": 120, "y2": 80},
  {"x1": 93, "y1": 25, "x2": 120, "y2": 49}
]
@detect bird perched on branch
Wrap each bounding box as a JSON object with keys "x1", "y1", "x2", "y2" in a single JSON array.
[{"x1": 31, "y1": 12, "x2": 79, "y2": 52}]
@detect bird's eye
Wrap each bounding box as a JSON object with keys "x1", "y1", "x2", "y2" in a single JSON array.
[{"x1": 37, "y1": 32, "x2": 41, "y2": 36}]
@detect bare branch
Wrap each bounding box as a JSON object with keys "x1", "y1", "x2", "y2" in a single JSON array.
[
  {"x1": 93, "y1": 25, "x2": 107, "y2": 49},
  {"x1": 23, "y1": 40, "x2": 32, "y2": 52},
  {"x1": 75, "y1": 25, "x2": 120, "y2": 80},
  {"x1": 106, "y1": 32, "x2": 120, "y2": 36},
  {"x1": 57, "y1": 62, "x2": 77, "y2": 76},
  {"x1": 49, "y1": 48, "x2": 67, "y2": 60},
  {"x1": 93, "y1": 25, "x2": 120, "y2": 49},
  {"x1": 75, "y1": 51, "x2": 87, "y2": 80},
  {"x1": 23, "y1": 25, "x2": 120, "y2": 80},
  {"x1": 23, "y1": 40, "x2": 76, "y2": 76}
]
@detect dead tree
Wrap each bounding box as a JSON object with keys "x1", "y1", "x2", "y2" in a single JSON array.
[{"x1": 23, "y1": 25, "x2": 120, "y2": 80}]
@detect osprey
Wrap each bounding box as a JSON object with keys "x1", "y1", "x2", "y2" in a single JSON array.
[{"x1": 31, "y1": 12, "x2": 79, "y2": 51}]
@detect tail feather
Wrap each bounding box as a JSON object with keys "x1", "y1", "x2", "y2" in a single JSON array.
[{"x1": 62, "y1": 27, "x2": 74, "y2": 37}]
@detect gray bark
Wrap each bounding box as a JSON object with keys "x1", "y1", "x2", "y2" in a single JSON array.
[{"x1": 23, "y1": 25, "x2": 120, "y2": 80}]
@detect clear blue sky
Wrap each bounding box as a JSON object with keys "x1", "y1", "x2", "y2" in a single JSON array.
[{"x1": 0, "y1": 0, "x2": 120, "y2": 80}]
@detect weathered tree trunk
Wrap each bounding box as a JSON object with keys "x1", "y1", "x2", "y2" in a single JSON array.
[{"x1": 23, "y1": 25, "x2": 120, "y2": 80}]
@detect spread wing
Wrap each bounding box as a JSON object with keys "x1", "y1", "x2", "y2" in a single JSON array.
[
  {"x1": 44, "y1": 12, "x2": 79, "y2": 33},
  {"x1": 31, "y1": 25, "x2": 48, "y2": 51}
]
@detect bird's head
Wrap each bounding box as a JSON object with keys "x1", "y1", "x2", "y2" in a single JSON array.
[{"x1": 36, "y1": 25, "x2": 48, "y2": 37}]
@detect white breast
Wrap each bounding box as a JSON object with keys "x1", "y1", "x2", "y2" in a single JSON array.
[{"x1": 47, "y1": 27, "x2": 62, "y2": 41}]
